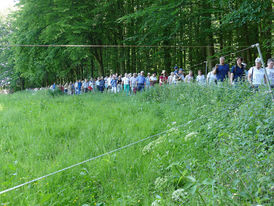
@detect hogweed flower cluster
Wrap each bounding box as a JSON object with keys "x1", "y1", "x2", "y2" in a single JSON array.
[
  {"x1": 142, "y1": 136, "x2": 165, "y2": 155},
  {"x1": 172, "y1": 188, "x2": 188, "y2": 203},
  {"x1": 151, "y1": 199, "x2": 161, "y2": 206},
  {"x1": 184, "y1": 132, "x2": 198, "y2": 141},
  {"x1": 154, "y1": 176, "x2": 168, "y2": 190}
]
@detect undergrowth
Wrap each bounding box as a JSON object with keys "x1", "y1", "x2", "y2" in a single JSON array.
[{"x1": 0, "y1": 83, "x2": 273, "y2": 205}]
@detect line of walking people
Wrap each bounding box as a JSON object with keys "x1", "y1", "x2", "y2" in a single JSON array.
[{"x1": 50, "y1": 57, "x2": 274, "y2": 95}]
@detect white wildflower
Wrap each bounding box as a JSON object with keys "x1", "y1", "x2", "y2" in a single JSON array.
[
  {"x1": 151, "y1": 200, "x2": 161, "y2": 206},
  {"x1": 169, "y1": 127, "x2": 178, "y2": 132},
  {"x1": 172, "y1": 121, "x2": 176, "y2": 125},
  {"x1": 172, "y1": 188, "x2": 188, "y2": 203},
  {"x1": 184, "y1": 132, "x2": 198, "y2": 141},
  {"x1": 142, "y1": 136, "x2": 165, "y2": 155},
  {"x1": 154, "y1": 177, "x2": 167, "y2": 190},
  {"x1": 142, "y1": 142, "x2": 154, "y2": 155}
]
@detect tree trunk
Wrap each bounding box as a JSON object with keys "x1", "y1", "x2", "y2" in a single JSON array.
[
  {"x1": 163, "y1": 28, "x2": 171, "y2": 73},
  {"x1": 90, "y1": 58, "x2": 94, "y2": 78}
]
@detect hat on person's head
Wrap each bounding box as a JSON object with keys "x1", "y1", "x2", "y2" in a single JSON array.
[
  {"x1": 179, "y1": 68, "x2": 183, "y2": 71},
  {"x1": 174, "y1": 66, "x2": 178, "y2": 69},
  {"x1": 162, "y1": 70, "x2": 166, "y2": 74},
  {"x1": 255, "y1": 58, "x2": 262, "y2": 63}
]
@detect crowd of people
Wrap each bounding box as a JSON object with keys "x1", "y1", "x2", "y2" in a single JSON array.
[{"x1": 50, "y1": 57, "x2": 274, "y2": 95}]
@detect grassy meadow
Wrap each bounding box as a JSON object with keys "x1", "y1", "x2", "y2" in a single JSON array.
[{"x1": 0, "y1": 84, "x2": 273, "y2": 205}]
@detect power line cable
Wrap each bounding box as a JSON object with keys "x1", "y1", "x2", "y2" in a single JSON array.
[{"x1": 0, "y1": 44, "x2": 252, "y2": 48}]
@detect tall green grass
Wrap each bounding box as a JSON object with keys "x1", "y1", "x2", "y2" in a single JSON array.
[{"x1": 0, "y1": 84, "x2": 273, "y2": 205}]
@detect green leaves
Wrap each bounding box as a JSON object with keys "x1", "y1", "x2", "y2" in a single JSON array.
[{"x1": 2, "y1": 0, "x2": 272, "y2": 89}]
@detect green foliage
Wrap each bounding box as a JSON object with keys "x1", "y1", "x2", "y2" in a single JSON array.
[
  {"x1": 1, "y1": 0, "x2": 273, "y2": 89},
  {"x1": 48, "y1": 88, "x2": 64, "y2": 97},
  {"x1": 0, "y1": 85, "x2": 272, "y2": 205},
  {"x1": 0, "y1": 16, "x2": 20, "y2": 91}
]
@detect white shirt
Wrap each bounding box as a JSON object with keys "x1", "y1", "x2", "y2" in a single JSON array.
[
  {"x1": 207, "y1": 72, "x2": 217, "y2": 84},
  {"x1": 266, "y1": 68, "x2": 274, "y2": 86},
  {"x1": 84, "y1": 82, "x2": 88, "y2": 88},
  {"x1": 107, "y1": 78, "x2": 112, "y2": 86},
  {"x1": 168, "y1": 75, "x2": 176, "y2": 84},
  {"x1": 130, "y1": 77, "x2": 137, "y2": 86},
  {"x1": 196, "y1": 75, "x2": 206, "y2": 84},
  {"x1": 150, "y1": 76, "x2": 158, "y2": 81},
  {"x1": 123, "y1": 77, "x2": 130, "y2": 85},
  {"x1": 249, "y1": 67, "x2": 265, "y2": 85},
  {"x1": 185, "y1": 75, "x2": 193, "y2": 83}
]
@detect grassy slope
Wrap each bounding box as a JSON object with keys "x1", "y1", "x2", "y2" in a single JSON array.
[{"x1": 0, "y1": 84, "x2": 273, "y2": 205}]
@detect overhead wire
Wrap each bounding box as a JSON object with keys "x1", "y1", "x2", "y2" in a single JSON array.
[{"x1": 0, "y1": 44, "x2": 252, "y2": 48}]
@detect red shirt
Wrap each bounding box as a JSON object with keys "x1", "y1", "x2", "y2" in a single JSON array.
[{"x1": 159, "y1": 75, "x2": 168, "y2": 85}]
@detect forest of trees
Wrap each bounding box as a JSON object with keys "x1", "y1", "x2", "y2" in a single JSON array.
[{"x1": 0, "y1": 0, "x2": 273, "y2": 89}]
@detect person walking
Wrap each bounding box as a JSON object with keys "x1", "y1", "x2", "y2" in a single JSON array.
[
  {"x1": 77, "y1": 80, "x2": 82, "y2": 95},
  {"x1": 168, "y1": 72, "x2": 176, "y2": 85},
  {"x1": 130, "y1": 73, "x2": 138, "y2": 94},
  {"x1": 145, "y1": 73, "x2": 151, "y2": 90},
  {"x1": 159, "y1": 70, "x2": 168, "y2": 86},
  {"x1": 83, "y1": 79, "x2": 89, "y2": 93},
  {"x1": 99, "y1": 77, "x2": 105, "y2": 93},
  {"x1": 266, "y1": 58, "x2": 274, "y2": 88},
  {"x1": 111, "y1": 74, "x2": 118, "y2": 93},
  {"x1": 230, "y1": 57, "x2": 246, "y2": 84},
  {"x1": 248, "y1": 58, "x2": 267, "y2": 89},
  {"x1": 214, "y1": 57, "x2": 230, "y2": 83},
  {"x1": 207, "y1": 67, "x2": 217, "y2": 85},
  {"x1": 185, "y1": 70, "x2": 194, "y2": 83},
  {"x1": 136, "y1": 71, "x2": 146, "y2": 92},
  {"x1": 177, "y1": 68, "x2": 185, "y2": 82},
  {"x1": 117, "y1": 75, "x2": 122, "y2": 93},
  {"x1": 150, "y1": 73, "x2": 158, "y2": 87},
  {"x1": 74, "y1": 80, "x2": 78, "y2": 94},
  {"x1": 196, "y1": 70, "x2": 206, "y2": 85},
  {"x1": 123, "y1": 73, "x2": 130, "y2": 95}
]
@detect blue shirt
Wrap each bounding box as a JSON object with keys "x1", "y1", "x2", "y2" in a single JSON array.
[
  {"x1": 111, "y1": 79, "x2": 117, "y2": 87},
  {"x1": 216, "y1": 64, "x2": 229, "y2": 82},
  {"x1": 231, "y1": 65, "x2": 245, "y2": 82},
  {"x1": 78, "y1": 81, "x2": 82, "y2": 88},
  {"x1": 137, "y1": 76, "x2": 146, "y2": 84},
  {"x1": 99, "y1": 80, "x2": 105, "y2": 87}
]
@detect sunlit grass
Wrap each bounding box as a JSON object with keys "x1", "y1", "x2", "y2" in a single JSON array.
[{"x1": 0, "y1": 84, "x2": 273, "y2": 205}]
